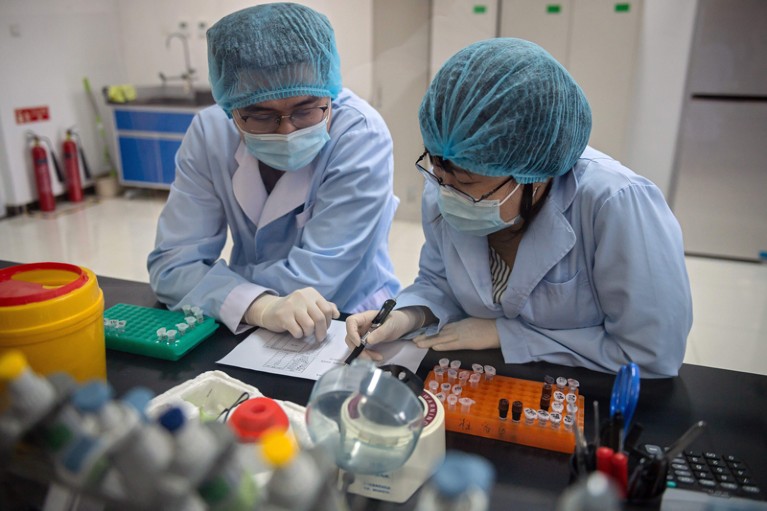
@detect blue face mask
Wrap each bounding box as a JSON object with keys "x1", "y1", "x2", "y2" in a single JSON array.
[
  {"x1": 436, "y1": 182, "x2": 522, "y2": 236},
  {"x1": 241, "y1": 119, "x2": 330, "y2": 171}
]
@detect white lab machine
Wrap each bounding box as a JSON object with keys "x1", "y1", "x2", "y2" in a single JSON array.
[{"x1": 305, "y1": 360, "x2": 446, "y2": 503}]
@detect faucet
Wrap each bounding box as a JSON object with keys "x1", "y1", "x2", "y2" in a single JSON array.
[{"x1": 162, "y1": 32, "x2": 196, "y2": 92}]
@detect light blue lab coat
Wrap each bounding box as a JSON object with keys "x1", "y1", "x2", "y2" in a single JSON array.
[
  {"x1": 397, "y1": 147, "x2": 692, "y2": 378},
  {"x1": 148, "y1": 88, "x2": 401, "y2": 333}
]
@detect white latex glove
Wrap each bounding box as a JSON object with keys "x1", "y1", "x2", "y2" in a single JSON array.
[
  {"x1": 413, "y1": 317, "x2": 500, "y2": 351},
  {"x1": 345, "y1": 307, "x2": 429, "y2": 361},
  {"x1": 244, "y1": 288, "x2": 340, "y2": 341}
]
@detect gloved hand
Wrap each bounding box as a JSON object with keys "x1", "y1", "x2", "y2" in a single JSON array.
[
  {"x1": 345, "y1": 306, "x2": 428, "y2": 362},
  {"x1": 413, "y1": 317, "x2": 500, "y2": 351},
  {"x1": 244, "y1": 288, "x2": 340, "y2": 341}
]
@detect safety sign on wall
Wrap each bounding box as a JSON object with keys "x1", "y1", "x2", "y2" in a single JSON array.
[{"x1": 15, "y1": 106, "x2": 50, "y2": 124}]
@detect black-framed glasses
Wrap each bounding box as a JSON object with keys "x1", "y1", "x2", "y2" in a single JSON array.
[
  {"x1": 415, "y1": 152, "x2": 515, "y2": 204},
  {"x1": 234, "y1": 104, "x2": 330, "y2": 134}
]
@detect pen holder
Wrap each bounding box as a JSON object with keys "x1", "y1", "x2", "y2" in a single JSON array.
[
  {"x1": 568, "y1": 418, "x2": 667, "y2": 504},
  {"x1": 568, "y1": 447, "x2": 667, "y2": 504}
]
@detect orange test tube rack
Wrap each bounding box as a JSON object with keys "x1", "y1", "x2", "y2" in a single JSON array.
[{"x1": 426, "y1": 369, "x2": 585, "y2": 453}]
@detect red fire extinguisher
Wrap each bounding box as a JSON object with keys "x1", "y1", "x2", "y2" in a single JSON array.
[
  {"x1": 28, "y1": 132, "x2": 63, "y2": 212},
  {"x1": 62, "y1": 128, "x2": 89, "y2": 203}
]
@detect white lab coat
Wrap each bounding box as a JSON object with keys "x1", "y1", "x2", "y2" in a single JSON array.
[
  {"x1": 397, "y1": 147, "x2": 692, "y2": 377},
  {"x1": 148, "y1": 89, "x2": 401, "y2": 333}
]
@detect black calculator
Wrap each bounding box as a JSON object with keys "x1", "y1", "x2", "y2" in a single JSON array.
[{"x1": 642, "y1": 444, "x2": 767, "y2": 509}]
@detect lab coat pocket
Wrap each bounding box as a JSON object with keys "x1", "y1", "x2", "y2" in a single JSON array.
[
  {"x1": 295, "y1": 204, "x2": 314, "y2": 229},
  {"x1": 522, "y1": 269, "x2": 602, "y2": 329}
]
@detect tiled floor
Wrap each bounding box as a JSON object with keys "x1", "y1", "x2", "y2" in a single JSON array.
[{"x1": 2, "y1": 195, "x2": 765, "y2": 376}]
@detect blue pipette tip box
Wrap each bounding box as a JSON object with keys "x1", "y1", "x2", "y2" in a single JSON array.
[{"x1": 104, "y1": 303, "x2": 218, "y2": 361}]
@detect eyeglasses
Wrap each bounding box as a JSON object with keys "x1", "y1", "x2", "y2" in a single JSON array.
[
  {"x1": 234, "y1": 104, "x2": 330, "y2": 134},
  {"x1": 415, "y1": 152, "x2": 515, "y2": 204}
]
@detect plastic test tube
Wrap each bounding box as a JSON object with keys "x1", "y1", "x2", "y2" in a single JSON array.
[
  {"x1": 156, "y1": 327, "x2": 167, "y2": 342},
  {"x1": 458, "y1": 397, "x2": 474, "y2": 414},
  {"x1": 483, "y1": 365, "x2": 496, "y2": 381},
  {"x1": 449, "y1": 360, "x2": 462, "y2": 370},
  {"x1": 565, "y1": 393, "x2": 578, "y2": 405},
  {"x1": 567, "y1": 379, "x2": 580, "y2": 394},
  {"x1": 468, "y1": 373, "x2": 481, "y2": 389},
  {"x1": 435, "y1": 392, "x2": 446, "y2": 403},
  {"x1": 511, "y1": 401, "x2": 523, "y2": 422},
  {"x1": 553, "y1": 391, "x2": 566, "y2": 403},
  {"x1": 563, "y1": 414, "x2": 575, "y2": 431},
  {"x1": 556, "y1": 376, "x2": 568, "y2": 391},
  {"x1": 551, "y1": 401, "x2": 564, "y2": 415},
  {"x1": 176, "y1": 323, "x2": 189, "y2": 336},
  {"x1": 536, "y1": 410, "x2": 550, "y2": 427},
  {"x1": 438, "y1": 358, "x2": 450, "y2": 369},
  {"x1": 182, "y1": 304, "x2": 192, "y2": 316},
  {"x1": 458, "y1": 370, "x2": 471, "y2": 384},
  {"x1": 540, "y1": 393, "x2": 551, "y2": 411},
  {"x1": 451, "y1": 385, "x2": 463, "y2": 396},
  {"x1": 524, "y1": 407, "x2": 537, "y2": 425},
  {"x1": 471, "y1": 363, "x2": 484, "y2": 373},
  {"x1": 166, "y1": 329, "x2": 177, "y2": 344},
  {"x1": 433, "y1": 367, "x2": 445, "y2": 382},
  {"x1": 447, "y1": 369, "x2": 458, "y2": 383},
  {"x1": 549, "y1": 412, "x2": 562, "y2": 429},
  {"x1": 447, "y1": 394, "x2": 458, "y2": 411},
  {"x1": 441, "y1": 383, "x2": 452, "y2": 394},
  {"x1": 185, "y1": 316, "x2": 197, "y2": 329},
  {"x1": 428, "y1": 380, "x2": 439, "y2": 394},
  {"x1": 498, "y1": 399, "x2": 509, "y2": 420},
  {"x1": 567, "y1": 403, "x2": 579, "y2": 418}
]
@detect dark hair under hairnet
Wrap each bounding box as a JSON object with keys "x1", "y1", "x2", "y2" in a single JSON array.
[
  {"x1": 207, "y1": 2, "x2": 342, "y2": 116},
  {"x1": 419, "y1": 38, "x2": 592, "y2": 183}
]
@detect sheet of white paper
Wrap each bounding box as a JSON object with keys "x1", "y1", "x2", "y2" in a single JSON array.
[{"x1": 217, "y1": 320, "x2": 428, "y2": 381}]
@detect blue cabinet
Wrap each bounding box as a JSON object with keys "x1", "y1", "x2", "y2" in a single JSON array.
[{"x1": 111, "y1": 107, "x2": 199, "y2": 188}]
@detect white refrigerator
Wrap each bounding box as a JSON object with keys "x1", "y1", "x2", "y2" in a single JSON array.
[{"x1": 670, "y1": 0, "x2": 767, "y2": 261}]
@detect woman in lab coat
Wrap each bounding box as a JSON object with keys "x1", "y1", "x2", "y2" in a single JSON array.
[
  {"x1": 148, "y1": 3, "x2": 400, "y2": 340},
  {"x1": 346, "y1": 39, "x2": 692, "y2": 378}
]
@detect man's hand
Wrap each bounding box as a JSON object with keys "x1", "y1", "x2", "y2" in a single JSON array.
[{"x1": 245, "y1": 287, "x2": 340, "y2": 341}]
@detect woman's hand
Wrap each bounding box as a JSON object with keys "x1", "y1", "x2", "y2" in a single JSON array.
[
  {"x1": 414, "y1": 317, "x2": 499, "y2": 351},
  {"x1": 345, "y1": 307, "x2": 427, "y2": 361}
]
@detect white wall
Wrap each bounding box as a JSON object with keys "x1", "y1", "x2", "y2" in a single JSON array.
[
  {"x1": 0, "y1": 0, "x2": 125, "y2": 208},
  {"x1": 623, "y1": 0, "x2": 698, "y2": 195}
]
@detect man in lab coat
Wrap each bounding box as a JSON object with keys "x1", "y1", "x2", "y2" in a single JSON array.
[{"x1": 148, "y1": 3, "x2": 400, "y2": 340}]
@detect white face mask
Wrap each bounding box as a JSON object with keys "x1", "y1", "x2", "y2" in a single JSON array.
[
  {"x1": 240, "y1": 119, "x2": 330, "y2": 171},
  {"x1": 436, "y1": 182, "x2": 522, "y2": 236}
]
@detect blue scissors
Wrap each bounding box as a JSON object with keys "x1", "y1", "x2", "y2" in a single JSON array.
[{"x1": 610, "y1": 362, "x2": 640, "y2": 431}]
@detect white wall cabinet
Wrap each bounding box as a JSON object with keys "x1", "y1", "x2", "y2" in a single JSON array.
[{"x1": 500, "y1": 0, "x2": 643, "y2": 161}]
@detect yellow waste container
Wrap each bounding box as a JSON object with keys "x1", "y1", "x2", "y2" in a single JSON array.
[{"x1": 0, "y1": 262, "x2": 106, "y2": 382}]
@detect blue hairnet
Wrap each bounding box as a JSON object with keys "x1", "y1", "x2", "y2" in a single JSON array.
[
  {"x1": 207, "y1": 2, "x2": 342, "y2": 116},
  {"x1": 419, "y1": 38, "x2": 592, "y2": 183}
]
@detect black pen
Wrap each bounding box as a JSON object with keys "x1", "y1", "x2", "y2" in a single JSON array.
[{"x1": 344, "y1": 299, "x2": 396, "y2": 364}]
